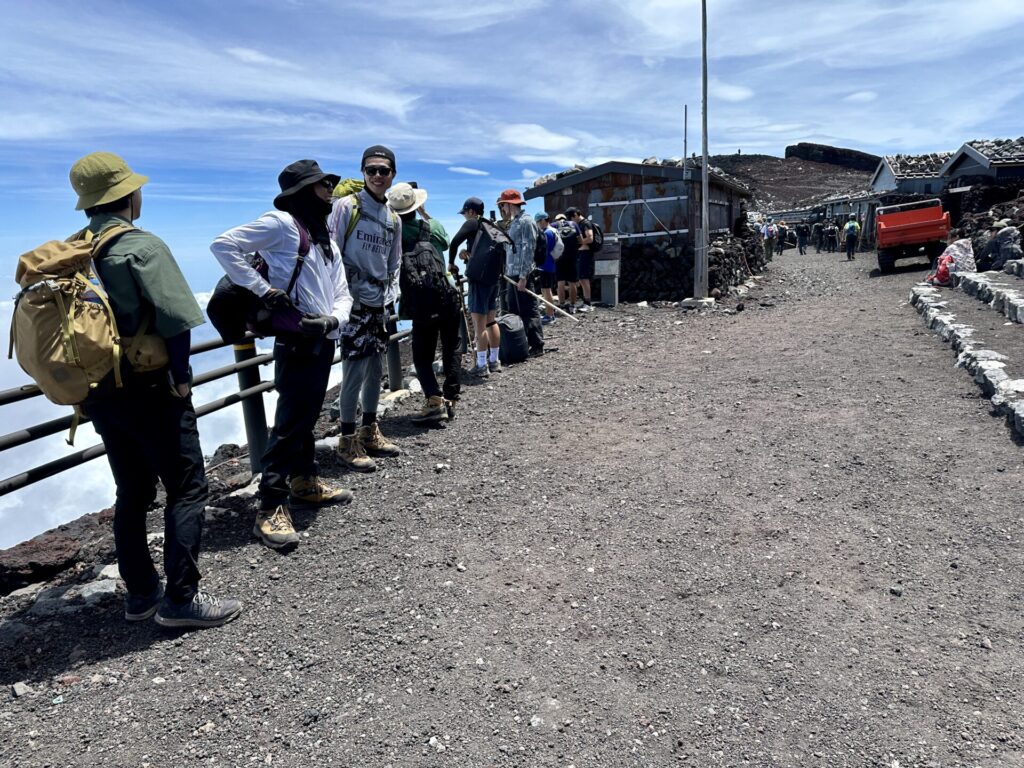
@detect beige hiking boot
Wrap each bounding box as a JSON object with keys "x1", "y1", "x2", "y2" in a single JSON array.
[
  {"x1": 288, "y1": 475, "x2": 354, "y2": 510},
  {"x1": 411, "y1": 395, "x2": 448, "y2": 425},
  {"x1": 358, "y1": 423, "x2": 401, "y2": 457},
  {"x1": 337, "y1": 433, "x2": 376, "y2": 473},
  {"x1": 253, "y1": 505, "x2": 300, "y2": 549}
]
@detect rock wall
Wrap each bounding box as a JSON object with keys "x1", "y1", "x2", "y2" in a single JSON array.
[{"x1": 785, "y1": 143, "x2": 881, "y2": 173}]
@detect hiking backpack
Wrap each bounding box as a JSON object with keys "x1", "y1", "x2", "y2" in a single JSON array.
[
  {"x1": 465, "y1": 218, "x2": 511, "y2": 285},
  {"x1": 10, "y1": 224, "x2": 168, "y2": 437},
  {"x1": 533, "y1": 229, "x2": 548, "y2": 267},
  {"x1": 589, "y1": 220, "x2": 604, "y2": 253},
  {"x1": 553, "y1": 219, "x2": 579, "y2": 250},
  {"x1": 550, "y1": 229, "x2": 565, "y2": 261},
  {"x1": 400, "y1": 222, "x2": 461, "y2": 320}
]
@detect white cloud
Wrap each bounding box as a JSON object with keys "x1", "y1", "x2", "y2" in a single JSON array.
[
  {"x1": 844, "y1": 91, "x2": 878, "y2": 103},
  {"x1": 224, "y1": 47, "x2": 302, "y2": 70},
  {"x1": 447, "y1": 166, "x2": 489, "y2": 176},
  {"x1": 509, "y1": 154, "x2": 583, "y2": 168},
  {"x1": 498, "y1": 124, "x2": 579, "y2": 152},
  {"x1": 521, "y1": 168, "x2": 539, "y2": 179},
  {"x1": 710, "y1": 79, "x2": 754, "y2": 103}
]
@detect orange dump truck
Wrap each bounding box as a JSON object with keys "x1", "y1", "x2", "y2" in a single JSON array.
[{"x1": 875, "y1": 199, "x2": 951, "y2": 272}]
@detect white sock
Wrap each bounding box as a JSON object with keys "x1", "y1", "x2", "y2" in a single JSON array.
[
  {"x1": 477, "y1": 351, "x2": 487, "y2": 367},
  {"x1": 488, "y1": 347, "x2": 499, "y2": 363}
]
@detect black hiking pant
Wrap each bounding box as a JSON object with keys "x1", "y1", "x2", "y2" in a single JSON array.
[
  {"x1": 260, "y1": 334, "x2": 335, "y2": 507},
  {"x1": 411, "y1": 309, "x2": 462, "y2": 400},
  {"x1": 505, "y1": 272, "x2": 544, "y2": 353},
  {"x1": 846, "y1": 234, "x2": 857, "y2": 259},
  {"x1": 85, "y1": 372, "x2": 206, "y2": 604}
]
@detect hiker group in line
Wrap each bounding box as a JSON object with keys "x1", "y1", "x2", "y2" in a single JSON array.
[
  {"x1": 759, "y1": 214, "x2": 861, "y2": 260},
  {"x1": 22, "y1": 149, "x2": 604, "y2": 630}
]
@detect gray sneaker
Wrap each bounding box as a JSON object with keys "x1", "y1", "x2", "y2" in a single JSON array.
[
  {"x1": 470, "y1": 362, "x2": 490, "y2": 377},
  {"x1": 125, "y1": 582, "x2": 164, "y2": 622},
  {"x1": 155, "y1": 591, "x2": 242, "y2": 629},
  {"x1": 488, "y1": 359, "x2": 503, "y2": 373}
]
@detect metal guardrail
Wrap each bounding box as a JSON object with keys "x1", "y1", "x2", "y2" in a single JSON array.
[{"x1": 0, "y1": 320, "x2": 411, "y2": 498}]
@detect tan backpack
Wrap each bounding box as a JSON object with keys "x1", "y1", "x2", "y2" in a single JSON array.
[{"x1": 9, "y1": 224, "x2": 168, "y2": 440}]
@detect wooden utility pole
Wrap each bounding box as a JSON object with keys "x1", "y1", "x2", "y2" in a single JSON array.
[{"x1": 695, "y1": 0, "x2": 710, "y2": 299}]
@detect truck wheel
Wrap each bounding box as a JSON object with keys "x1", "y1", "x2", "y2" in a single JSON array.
[{"x1": 877, "y1": 248, "x2": 895, "y2": 273}]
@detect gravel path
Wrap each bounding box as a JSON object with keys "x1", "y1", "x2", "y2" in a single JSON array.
[{"x1": 2, "y1": 248, "x2": 1022, "y2": 767}]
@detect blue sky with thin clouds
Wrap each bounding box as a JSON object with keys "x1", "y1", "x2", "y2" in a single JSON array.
[{"x1": 2, "y1": 0, "x2": 1024, "y2": 546}]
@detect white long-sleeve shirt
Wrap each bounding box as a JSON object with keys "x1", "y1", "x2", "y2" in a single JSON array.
[{"x1": 210, "y1": 211, "x2": 352, "y2": 338}]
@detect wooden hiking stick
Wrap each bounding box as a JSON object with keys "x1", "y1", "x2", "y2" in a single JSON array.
[{"x1": 502, "y1": 275, "x2": 580, "y2": 323}]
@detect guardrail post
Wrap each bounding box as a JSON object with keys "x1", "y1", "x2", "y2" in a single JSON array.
[
  {"x1": 233, "y1": 341, "x2": 269, "y2": 473},
  {"x1": 385, "y1": 315, "x2": 404, "y2": 393}
]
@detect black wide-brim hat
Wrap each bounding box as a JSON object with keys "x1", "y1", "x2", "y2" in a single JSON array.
[{"x1": 273, "y1": 159, "x2": 341, "y2": 209}]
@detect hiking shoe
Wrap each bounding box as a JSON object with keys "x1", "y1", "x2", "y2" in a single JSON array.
[
  {"x1": 358, "y1": 423, "x2": 401, "y2": 457},
  {"x1": 578, "y1": 304, "x2": 593, "y2": 312},
  {"x1": 488, "y1": 360, "x2": 503, "y2": 373},
  {"x1": 288, "y1": 475, "x2": 353, "y2": 509},
  {"x1": 541, "y1": 315, "x2": 555, "y2": 325},
  {"x1": 253, "y1": 505, "x2": 300, "y2": 549},
  {"x1": 528, "y1": 347, "x2": 544, "y2": 357},
  {"x1": 125, "y1": 582, "x2": 164, "y2": 622},
  {"x1": 337, "y1": 434, "x2": 377, "y2": 472},
  {"x1": 445, "y1": 398, "x2": 457, "y2": 421},
  {"x1": 154, "y1": 591, "x2": 242, "y2": 629},
  {"x1": 412, "y1": 395, "x2": 448, "y2": 425},
  {"x1": 470, "y1": 363, "x2": 490, "y2": 377}
]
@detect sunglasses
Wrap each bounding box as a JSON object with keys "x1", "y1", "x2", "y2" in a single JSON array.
[
  {"x1": 364, "y1": 166, "x2": 393, "y2": 177},
  {"x1": 319, "y1": 179, "x2": 335, "y2": 189}
]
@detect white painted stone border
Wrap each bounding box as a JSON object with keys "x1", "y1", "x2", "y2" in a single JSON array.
[{"x1": 909, "y1": 282, "x2": 1024, "y2": 439}]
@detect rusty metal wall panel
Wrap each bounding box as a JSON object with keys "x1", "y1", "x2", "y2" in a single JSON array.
[{"x1": 587, "y1": 181, "x2": 689, "y2": 237}]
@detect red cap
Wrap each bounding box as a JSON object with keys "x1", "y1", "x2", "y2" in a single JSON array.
[{"x1": 496, "y1": 188, "x2": 525, "y2": 206}]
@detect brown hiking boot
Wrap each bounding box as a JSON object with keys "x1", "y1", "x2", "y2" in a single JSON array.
[
  {"x1": 288, "y1": 475, "x2": 354, "y2": 509},
  {"x1": 358, "y1": 423, "x2": 401, "y2": 457},
  {"x1": 337, "y1": 434, "x2": 376, "y2": 473},
  {"x1": 411, "y1": 395, "x2": 448, "y2": 425},
  {"x1": 253, "y1": 505, "x2": 300, "y2": 549}
]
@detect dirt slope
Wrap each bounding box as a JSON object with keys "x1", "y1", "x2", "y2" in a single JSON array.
[{"x1": 713, "y1": 153, "x2": 873, "y2": 213}]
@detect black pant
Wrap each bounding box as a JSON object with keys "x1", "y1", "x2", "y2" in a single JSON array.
[
  {"x1": 505, "y1": 273, "x2": 544, "y2": 352},
  {"x1": 411, "y1": 309, "x2": 462, "y2": 400},
  {"x1": 85, "y1": 373, "x2": 206, "y2": 603},
  {"x1": 260, "y1": 334, "x2": 335, "y2": 506},
  {"x1": 846, "y1": 235, "x2": 857, "y2": 258}
]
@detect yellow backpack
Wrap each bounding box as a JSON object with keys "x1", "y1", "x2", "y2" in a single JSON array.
[{"x1": 9, "y1": 225, "x2": 168, "y2": 440}]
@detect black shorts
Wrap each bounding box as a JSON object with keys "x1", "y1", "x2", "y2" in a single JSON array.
[
  {"x1": 538, "y1": 270, "x2": 556, "y2": 290},
  {"x1": 577, "y1": 250, "x2": 595, "y2": 280},
  {"x1": 556, "y1": 252, "x2": 578, "y2": 283}
]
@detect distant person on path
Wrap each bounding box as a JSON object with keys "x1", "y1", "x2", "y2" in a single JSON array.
[
  {"x1": 448, "y1": 196, "x2": 504, "y2": 376},
  {"x1": 552, "y1": 213, "x2": 582, "y2": 313},
  {"x1": 500, "y1": 188, "x2": 545, "y2": 356},
  {"x1": 567, "y1": 207, "x2": 595, "y2": 312},
  {"x1": 760, "y1": 217, "x2": 777, "y2": 257},
  {"x1": 812, "y1": 220, "x2": 824, "y2": 253},
  {"x1": 795, "y1": 220, "x2": 810, "y2": 255},
  {"x1": 776, "y1": 221, "x2": 789, "y2": 253},
  {"x1": 329, "y1": 145, "x2": 403, "y2": 471},
  {"x1": 69, "y1": 152, "x2": 241, "y2": 628},
  {"x1": 825, "y1": 220, "x2": 839, "y2": 253},
  {"x1": 843, "y1": 214, "x2": 861, "y2": 260},
  {"x1": 212, "y1": 160, "x2": 354, "y2": 550},
  {"x1": 387, "y1": 182, "x2": 462, "y2": 424},
  {"x1": 535, "y1": 212, "x2": 560, "y2": 324}
]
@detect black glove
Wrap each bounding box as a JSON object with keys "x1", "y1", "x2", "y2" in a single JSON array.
[
  {"x1": 299, "y1": 314, "x2": 340, "y2": 337},
  {"x1": 262, "y1": 288, "x2": 294, "y2": 310}
]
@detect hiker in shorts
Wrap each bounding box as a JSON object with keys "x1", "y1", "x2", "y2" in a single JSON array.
[
  {"x1": 448, "y1": 196, "x2": 504, "y2": 376},
  {"x1": 387, "y1": 182, "x2": 462, "y2": 424},
  {"x1": 567, "y1": 207, "x2": 595, "y2": 312},
  {"x1": 535, "y1": 212, "x2": 559, "y2": 324},
  {"x1": 500, "y1": 189, "x2": 544, "y2": 356},
  {"x1": 212, "y1": 159, "x2": 353, "y2": 551},
  {"x1": 552, "y1": 213, "x2": 582, "y2": 313},
  {"x1": 328, "y1": 145, "x2": 403, "y2": 472},
  {"x1": 69, "y1": 152, "x2": 240, "y2": 628}
]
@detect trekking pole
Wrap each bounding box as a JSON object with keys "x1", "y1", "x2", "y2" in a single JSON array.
[{"x1": 502, "y1": 275, "x2": 579, "y2": 323}]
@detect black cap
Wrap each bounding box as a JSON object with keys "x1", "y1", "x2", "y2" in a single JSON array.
[
  {"x1": 459, "y1": 197, "x2": 484, "y2": 215},
  {"x1": 273, "y1": 159, "x2": 340, "y2": 210},
  {"x1": 361, "y1": 144, "x2": 396, "y2": 170}
]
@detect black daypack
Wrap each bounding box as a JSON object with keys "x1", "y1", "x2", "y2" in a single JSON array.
[
  {"x1": 497, "y1": 313, "x2": 529, "y2": 364},
  {"x1": 465, "y1": 218, "x2": 510, "y2": 285},
  {"x1": 590, "y1": 220, "x2": 604, "y2": 252},
  {"x1": 533, "y1": 229, "x2": 548, "y2": 267},
  {"x1": 553, "y1": 219, "x2": 579, "y2": 251},
  {"x1": 207, "y1": 218, "x2": 310, "y2": 343},
  {"x1": 400, "y1": 222, "x2": 460, "y2": 321}
]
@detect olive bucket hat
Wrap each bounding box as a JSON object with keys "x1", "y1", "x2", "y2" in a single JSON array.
[{"x1": 69, "y1": 152, "x2": 149, "y2": 211}]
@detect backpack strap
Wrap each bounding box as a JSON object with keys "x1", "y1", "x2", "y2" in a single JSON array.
[
  {"x1": 342, "y1": 194, "x2": 361, "y2": 253},
  {"x1": 284, "y1": 217, "x2": 311, "y2": 299}
]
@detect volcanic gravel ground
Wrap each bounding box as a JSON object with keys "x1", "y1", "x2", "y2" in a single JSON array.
[{"x1": 1, "y1": 249, "x2": 1023, "y2": 767}]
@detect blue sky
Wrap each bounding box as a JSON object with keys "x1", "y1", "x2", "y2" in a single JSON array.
[{"x1": 2, "y1": 0, "x2": 1024, "y2": 546}]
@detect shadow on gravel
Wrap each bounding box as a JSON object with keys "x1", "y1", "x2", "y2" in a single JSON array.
[
  {"x1": 867, "y1": 260, "x2": 930, "y2": 278},
  {"x1": 0, "y1": 603, "x2": 164, "y2": 685}
]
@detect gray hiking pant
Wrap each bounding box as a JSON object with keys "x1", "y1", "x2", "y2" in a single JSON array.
[{"x1": 339, "y1": 353, "x2": 383, "y2": 424}]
